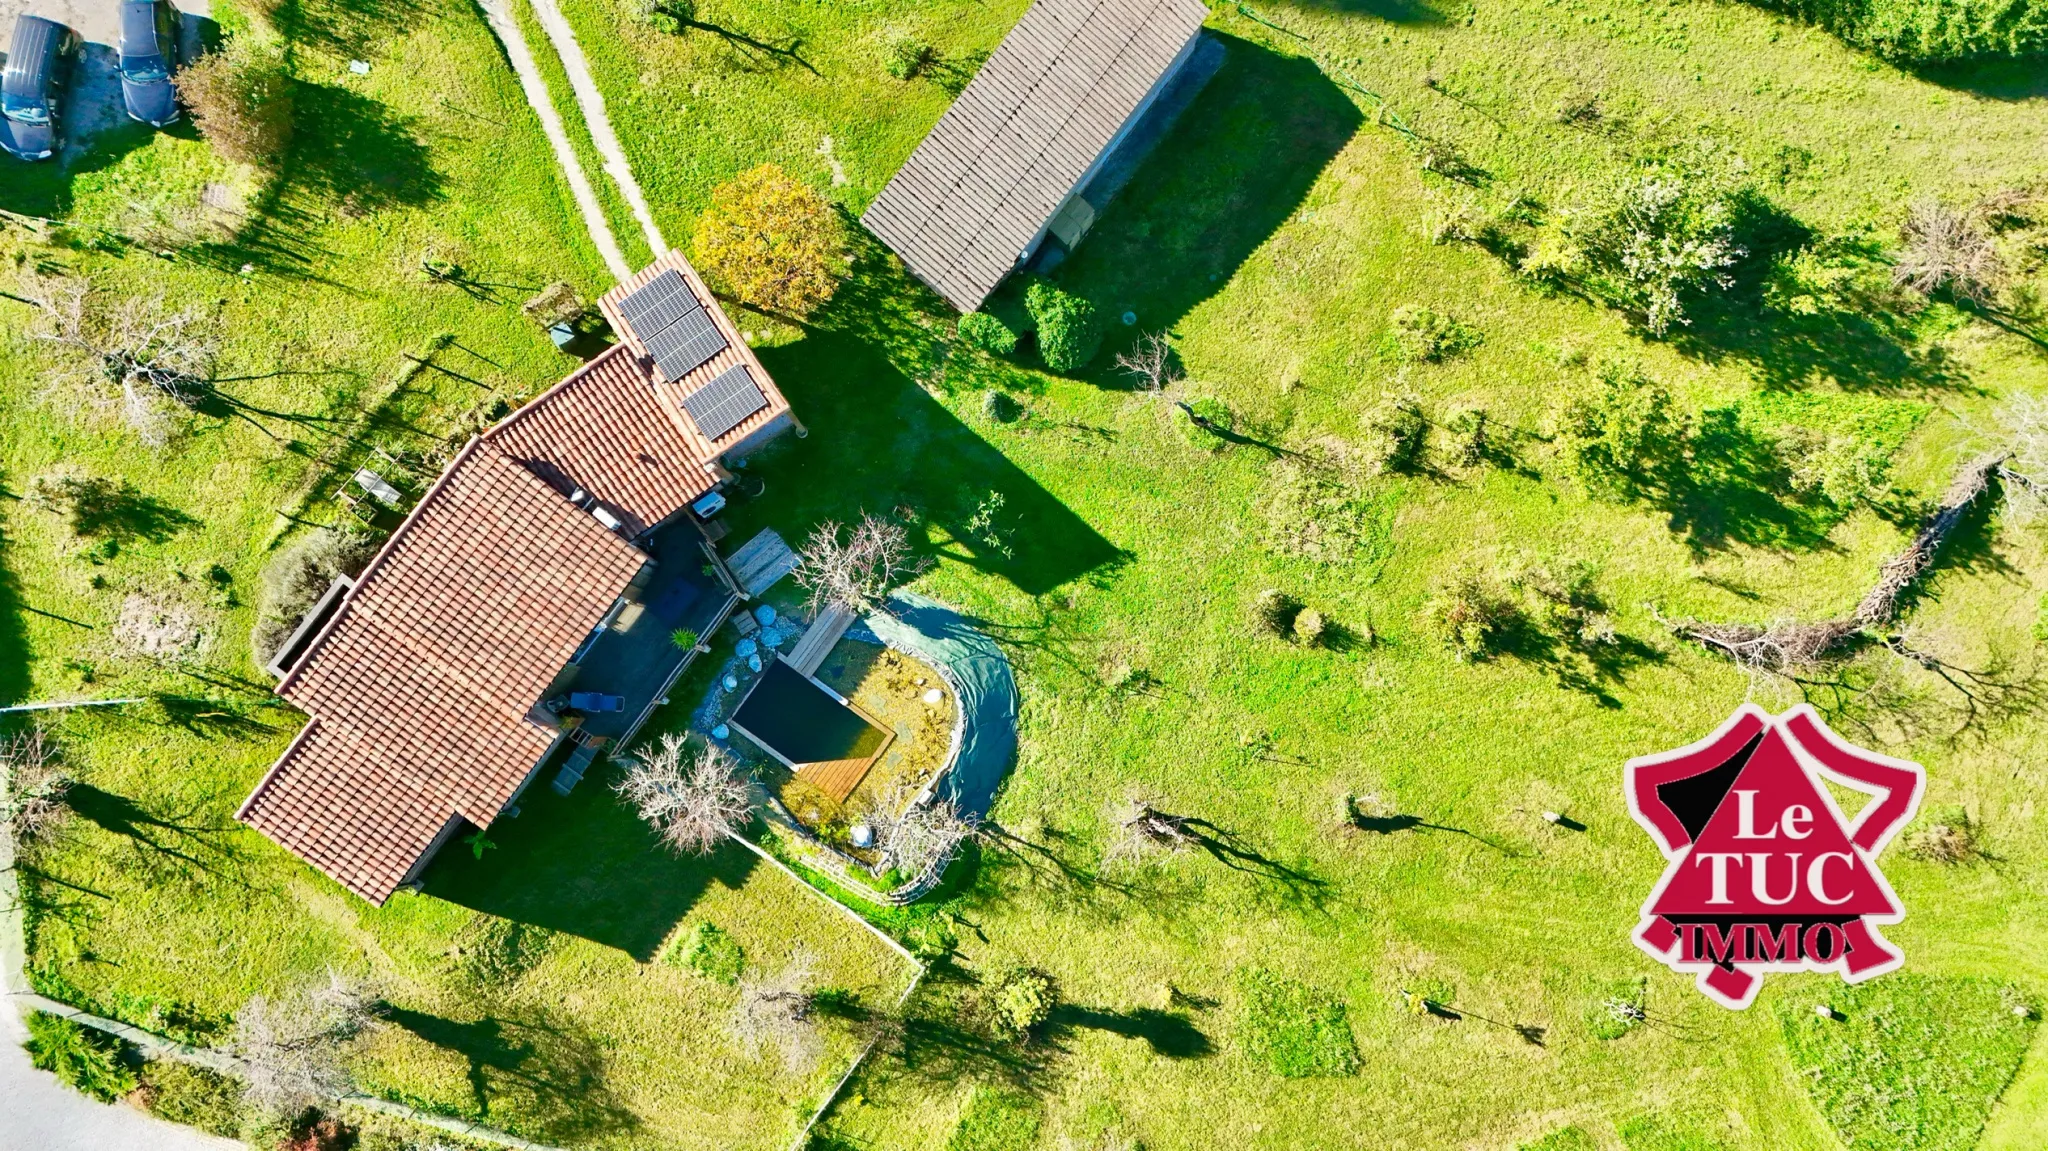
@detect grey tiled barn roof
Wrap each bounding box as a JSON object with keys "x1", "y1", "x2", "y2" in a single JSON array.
[{"x1": 862, "y1": 0, "x2": 1210, "y2": 313}]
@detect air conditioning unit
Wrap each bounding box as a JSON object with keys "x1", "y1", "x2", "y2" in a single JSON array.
[{"x1": 691, "y1": 490, "x2": 727, "y2": 520}]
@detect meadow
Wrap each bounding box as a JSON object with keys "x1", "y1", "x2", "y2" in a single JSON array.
[{"x1": 3, "y1": 0, "x2": 2046, "y2": 1147}]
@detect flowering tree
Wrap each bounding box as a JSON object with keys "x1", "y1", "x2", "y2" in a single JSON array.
[{"x1": 692, "y1": 164, "x2": 846, "y2": 317}]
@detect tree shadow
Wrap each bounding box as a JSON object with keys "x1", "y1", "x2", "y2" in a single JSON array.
[
  {"x1": 1058, "y1": 35, "x2": 1364, "y2": 354},
  {"x1": 1343, "y1": 801, "x2": 1525, "y2": 856},
  {"x1": 748, "y1": 259, "x2": 1128, "y2": 598},
  {"x1": 0, "y1": 499, "x2": 33, "y2": 708},
  {"x1": 422, "y1": 761, "x2": 757, "y2": 962},
  {"x1": 1156, "y1": 813, "x2": 1335, "y2": 910},
  {"x1": 1607, "y1": 405, "x2": 1843, "y2": 557},
  {"x1": 145, "y1": 694, "x2": 284, "y2": 739},
  {"x1": 673, "y1": 15, "x2": 818, "y2": 74},
  {"x1": 281, "y1": 80, "x2": 442, "y2": 214},
  {"x1": 62, "y1": 782, "x2": 252, "y2": 880},
  {"x1": 31, "y1": 477, "x2": 199, "y2": 546},
  {"x1": 1046, "y1": 1004, "x2": 1214, "y2": 1058},
  {"x1": 1664, "y1": 195, "x2": 1959, "y2": 394},
  {"x1": 382, "y1": 1006, "x2": 640, "y2": 1142},
  {"x1": 272, "y1": 0, "x2": 437, "y2": 58}
]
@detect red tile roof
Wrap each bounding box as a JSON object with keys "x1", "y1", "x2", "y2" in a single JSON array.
[{"x1": 241, "y1": 258, "x2": 799, "y2": 905}]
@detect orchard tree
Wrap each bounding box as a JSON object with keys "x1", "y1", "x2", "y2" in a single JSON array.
[
  {"x1": 615, "y1": 734, "x2": 754, "y2": 855},
  {"x1": 693, "y1": 164, "x2": 847, "y2": 317}
]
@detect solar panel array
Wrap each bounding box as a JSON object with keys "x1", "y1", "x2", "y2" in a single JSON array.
[
  {"x1": 617, "y1": 270, "x2": 729, "y2": 382},
  {"x1": 682, "y1": 365, "x2": 769, "y2": 441}
]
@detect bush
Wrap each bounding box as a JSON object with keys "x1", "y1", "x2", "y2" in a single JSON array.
[
  {"x1": 1253, "y1": 588, "x2": 1301, "y2": 636},
  {"x1": 139, "y1": 1060, "x2": 245, "y2": 1137},
  {"x1": 1361, "y1": 392, "x2": 1431, "y2": 474},
  {"x1": 280, "y1": 1114, "x2": 357, "y2": 1151},
  {"x1": 1904, "y1": 806, "x2": 1980, "y2": 864},
  {"x1": 987, "y1": 966, "x2": 1056, "y2": 1040},
  {"x1": 1558, "y1": 145, "x2": 1747, "y2": 335},
  {"x1": 1758, "y1": 0, "x2": 2046, "y2": 62},
  {"x1": 957, "y1": 311, "x2": 1019, "y2": 355},
  {"x1": 1260, "y1": 445, "x2": 1397, "y2": 567},
  {"x1": 1024, "y1": 279, "x2": 1103, "y2": 372},
  {"x1": 1400, "y1": 975, "x2": 1457, "y2": 1017},
  {"x1": 24, "y1": 1012, "x2": 137, "y2": 1102},
  {"x1": 667, "y1": 921, "x2": 747, "y2": 984},
  {"x1": 1291, "y1": 607, "x2": 1327, "y2": 647},
  {"x1": 885, "y1": 35, "x2": 936, "y2": 80},
  {"x1": 1385, "y1": 305, "x2": 1481, "y2": 362},
  {"x1": 521, "y1": 281, "x2": 582, "y2": 329},
  {"x1": 176, "y1": 42, "x2": 295, "y2": 167},
  {"x1": 693, "y1": 164, "x2": 847, "y2": 318},
  {"x1": 981, "y1": 389, "x2": 1020, "y2": 423},
  {"x1": 250, "y1": 528, "x2": 381, "y2": 666},
  {"x1": 1446, "y1": 406, "x2": 1492, "y2": 468},
  {"x1": 1425, "y1": 570, "x2": 1523, "y2": 661},
  {"x1": 1777, "y1": 425, "x2": 1893, "y2": 507},
  {"x1": 632, "y1": 0, "x2": 694, "y2": 32},
  {"x1": 1552, "y1": 360, "x2": 1687, "y2": 498},
  {"x1": 1235, "y1": 967, "x2": 1359, "y2": 1077}
]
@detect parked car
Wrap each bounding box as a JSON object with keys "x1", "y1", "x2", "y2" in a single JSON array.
[
  {"x1": 1, "y1": 15, "x2": 80, "y2": 162},
  {"x1": 117, "y1": 0, "x2": 183, "y2": 126}
]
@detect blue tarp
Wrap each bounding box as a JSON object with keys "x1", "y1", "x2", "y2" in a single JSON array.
[{"x1": 853, "y1": 592, "x2": 1018, "y2": 819}]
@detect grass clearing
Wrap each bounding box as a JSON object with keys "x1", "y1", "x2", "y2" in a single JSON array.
[
  {"x1": 1780, "y1": 974, "x2": 2039, "y2": 1150},
  {"x1": 943, "y1": 1086, "x2": 1042, "y2": 1151},
  {"x1": 1232, "y1": 967, "x2": 1360, "y2": 1078}
]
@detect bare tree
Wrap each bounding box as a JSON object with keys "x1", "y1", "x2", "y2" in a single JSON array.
[
  {"x1": 1113, "y1": 331, "x2": 1182, "y2": 394},
  {"x1": 615, "y1": 733, "x2": 753, "y2": 855},
  {"x1": 18, "y1": 271, "x2": 218, "y2": 447},
  {"x1": 731, "y1": 948, "x2": 822, "y2": 1074},
  {"x1": 233, "y1": 969, "x2": 378, "y2": 1115},
  {"x1": 1, "y1": 727, "x2": 72, "y2": 845},
  {"x1": 1102, "y1": 795, "x2": 1197, "y2": 868},
  {"x1": 866, "y1": 779, "x2": 975, "y2": 880},
  {"x1": 1997, "y1": 395, "x2": 2048, "y2": 526},
  {"x1": 1894, "y1": 200, "x2": 2003, "y2": 304},
  {"x1": 790, "y1": 513, "x2": 928, "y2": 618}
]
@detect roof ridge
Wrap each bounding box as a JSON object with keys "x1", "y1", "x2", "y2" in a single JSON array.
[{"x1": 481, "y1": 340, "x2": 639, "y2": 443}]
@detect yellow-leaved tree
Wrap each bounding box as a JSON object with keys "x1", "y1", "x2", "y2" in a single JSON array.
[{"x1": 692, "y1": 164, "x2": 847, "y2": 318}]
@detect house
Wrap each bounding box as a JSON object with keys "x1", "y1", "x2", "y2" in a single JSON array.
[
  {"x1": 861, "y1": 0, "x2": 1220, "y2": 314},
  {"x1": 238, "y1": 249, "x2": 802, "y2": 906}
]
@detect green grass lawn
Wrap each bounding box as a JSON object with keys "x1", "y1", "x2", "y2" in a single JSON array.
[{"x1": 8, "y1": 0, "x2": 2048, "y2": 1147}]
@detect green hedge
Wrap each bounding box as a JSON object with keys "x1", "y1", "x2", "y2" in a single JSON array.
[
  {"x1": 1762, "y1": 0, "x2": 2047, "y2": 63},
  {"x1": 1024, "y1": 279, "x2": 1103, "y2": 373}
]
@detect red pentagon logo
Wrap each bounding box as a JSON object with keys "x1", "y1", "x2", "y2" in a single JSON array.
[{"x1": 1625, "y1": 704, "x2": 1925, "y2": 1009}]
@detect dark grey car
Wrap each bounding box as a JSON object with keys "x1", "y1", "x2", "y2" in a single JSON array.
[
  {"x1": 118, "y1": 0, "x2": 182, "y2": 127},
  {"x1": 1, "y1": 15, "x2": 80, "y2": 161}
]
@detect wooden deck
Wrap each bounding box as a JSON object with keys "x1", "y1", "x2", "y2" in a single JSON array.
[
  {"x1": 727, "y1": 528, "x2": 798, "y2": 596},
  {"x1": 795, "y1": 749, "x2": 889, "y2": 804},
  {"x1": 787, "y1": 603, "x2": 855, "y2": 676}
]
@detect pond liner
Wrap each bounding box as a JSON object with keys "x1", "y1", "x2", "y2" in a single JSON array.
[{"x1": 856, "y1": 591, "x2": 1019, "y2": 821}]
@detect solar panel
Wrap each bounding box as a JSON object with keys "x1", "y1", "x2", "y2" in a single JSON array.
[
  {"x1": 682, "y1": 365, "x2": 768, "y2": 441},
  {"x1": 647, "y1": 306, "x2": 728, "y2": 381},
  {"x1": 618, "y1": 271, "x2": 698, "y2": 337}
]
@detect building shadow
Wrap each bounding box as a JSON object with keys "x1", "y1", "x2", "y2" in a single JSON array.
[
  {"x1": 421, "y1": 763, "x2": 757, "y2": 962},
  {"x1": 750, "y1": 276, "x2": 1129, "y2": 597},
  {"x1": 1274, "y1": 0, "x2": 1447, "y2": 22},
  {"x1": 381, "y1": 1005, "x2": 640, "y2": 1143},
  {"x1": 1055, "y1": 35, "x2": 1364, "y2": 362}
]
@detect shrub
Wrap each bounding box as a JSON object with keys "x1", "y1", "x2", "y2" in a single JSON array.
[
  {"x1": 1253, "y1": 588, "x2": 1301, "y2": 636},
  {"x1": 1777, "y1": 425, "x2": 1893, "y2": 507},
  {"x1": 1425, "y1": 570, "x2": 1522, "y2": 661},
  {"x1": 1560, "y1": 145, "x2": 1747, "y2": 335},
  {"x1": 957, "y1": 310, "x2": 1019, "y2": 355},
  {"x1": 987, "y1": 966, "x2": 1056, "y2": 1041},
  {"x1": 693, "y1": 164, "x2": 847, "y2": 318},
  {"x1": 176, "y1": 42, "x2": 295, "y2": 167},
  {"x1": 521, "y1": 281, "x2": 582, "y2": 328},
  {"x1": 1292, "y1": 607, "x2": 1327, "y2": 647},
  {"x1": 885, "y1": 35, "x2": 936, "y2": 80},
  {"x1": 1905, "y1": 806, "x2": 1980, "y2": 864},
  {"x1": 139, "y1": 1060, "x2": 245, "y2": 1137},
  {"x1": 981, "y1": 389, "x2": 1020, "y2": 423},
  {"x1": 1361, "y1": 392, "x2": 1431, "y2": 474},
  {"x1": 946, "y1": 1086, "x2": 1041, "y2": 1151},
  {"x1": 1585, "y1": 979, "x2": 1648, "y2": 1040},
  {"x1": 280, "y1": 1114, "x2": 357, "y2": 1151},
  {"x1": 668, "y1": 921, "x2": 747, "y2": 984},
  {"x1": 1024, "y1": 279, "x2": 1103, "y2": 372},
  {"x1": 1235, "y1": 967, "x2": 1359, "y2": 1077},
  {"x1": 1385, "y1": 305, "x2": 1481, "y2": 362},
  {"x1": 670, "y1": 627, "x2": 699, "y2": 651},
  {"x1": 1261, "y1": 445, "x2": 1397, "y2": 567},
  {"x1": 1758, "y1": 0, "x2": 2047, "y2": 63},
  {"x1": 1400, "y1": 975, "x2": 1457, "y2": 1017},
  {"x1": 24, "y1": 1012, "x2": 137, "y2": 1102},
  {"x1": 632, "y1": 0, "x2": 694, "y2": 32},
  {"x1": 250, "y1": 528, "x2": 381, "y2": 666},
  {"x1": 1893, "y1": 199, "x2": 2003, "y2": 304},
  {"x1": 1552, "y1": 360, "x2": 1687, "y2": 498},
  {"x1": 1446, "y1": 406, "x2": 1493, "y2": 468}
]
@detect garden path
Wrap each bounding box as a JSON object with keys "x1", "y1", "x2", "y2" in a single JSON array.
[
  {"x1": 523, "y1": 0, "x2": 670, "y2": 258},
  {"x1": 473, "y1": 0, "x2": 633, "y2": 281}
]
